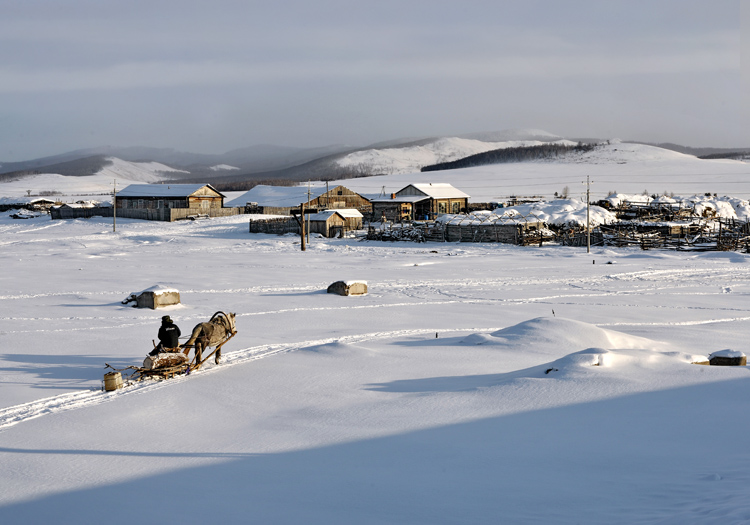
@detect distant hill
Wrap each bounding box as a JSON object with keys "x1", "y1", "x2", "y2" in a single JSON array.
[
  {"x1": 2, "y1": 130, "x2": 747, "y2": 194},
  {"x1": 422, "y1": 143, "x2": 595, "y2": 172},
  {"x1": 626, "y1": 142, "x2": 750, "y2": 158}
]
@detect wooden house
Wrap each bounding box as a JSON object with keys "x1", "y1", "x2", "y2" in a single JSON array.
[
  {"x1": 307, "y1": 186, "x2": 372, "y2": 214},
  {"x1": 371, "y1": 183, "x2": 469, "y2": 222},
  {"x1": 116, "y1": 184, "x2": 225, "y2": 211}
]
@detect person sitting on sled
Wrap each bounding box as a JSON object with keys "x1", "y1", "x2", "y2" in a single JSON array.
[{"x1": 149, "y1": 315, "x2": 181, "y2": 356}]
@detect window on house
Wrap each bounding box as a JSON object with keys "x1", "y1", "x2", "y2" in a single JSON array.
[
  {"x1": 438, "y1": 202, "x2": 447, "y2": 214},
  {"x1": 138, "y1": 199, "x2": 144, "y2": 209},
  {"x1": 157, "y1": 200, "x2": 163, "y2": 209},
  {"x1": 452, "y1": 202, "x2": 460, "y2": 213}
]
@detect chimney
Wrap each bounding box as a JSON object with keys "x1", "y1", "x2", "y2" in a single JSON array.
[{"x1": 391, "y1": 193, "x2": 395, "y2": 199}]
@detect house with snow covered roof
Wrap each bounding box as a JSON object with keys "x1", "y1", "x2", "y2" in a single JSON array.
[
  {"x1": 0, "y1": 197, "x2": 58, "y2": 212},
  {"x1": 51, "y1": 183, "x2": 240, "y2": 222},
  {"x1": 371, "y1": 183, "x2": 470, "y2": 222},
  {"x1": 116, "y1": 184, "x2": 225, "y2": 211}
]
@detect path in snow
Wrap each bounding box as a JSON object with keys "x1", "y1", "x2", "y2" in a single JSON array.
[{"x1": 0, "y1": 327, "x2": 499, "y2": 432}]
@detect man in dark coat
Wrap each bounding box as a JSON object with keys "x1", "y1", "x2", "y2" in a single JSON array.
[{"x1": 150, "y1": 315, "x2": 181, "y2": 355}]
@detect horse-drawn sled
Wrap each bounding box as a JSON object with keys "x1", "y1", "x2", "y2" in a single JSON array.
[{"x1": 103, "y1": 311, "x2": 236, "y2": 390}]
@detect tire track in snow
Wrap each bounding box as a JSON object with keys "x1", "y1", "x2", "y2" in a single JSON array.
[{"x1": 0, "y1": 327, "x2": 498, "y2": 432}]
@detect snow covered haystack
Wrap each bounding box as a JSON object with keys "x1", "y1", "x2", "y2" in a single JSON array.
[
  {"x1": 122, "y1": 285, "x2": 181, "y2": 309},
  {"x1": 708, "y1": 349, "x2": 747, "y2": 366},
  {"x1": 495, "y1": 199, "x2": 617, "y2": 228},
  {"x1": 602, "y1": 193, "x2": 750, "y2": 221},
  {"x1": 437, "y1": 198, "x2": 617, "y2": 229}
]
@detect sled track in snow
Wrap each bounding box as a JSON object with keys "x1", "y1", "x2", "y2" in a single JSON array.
[{"x1": 0, "y1": 327, "x2": 497, "y2": 433}]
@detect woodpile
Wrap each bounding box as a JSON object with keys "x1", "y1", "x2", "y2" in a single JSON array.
[
  {"x1": 143, "y1": 352, "x2": 189, "y2": 370},
  {"x1": 249, "y1": 217, "x2": 300, "y2": 235}
]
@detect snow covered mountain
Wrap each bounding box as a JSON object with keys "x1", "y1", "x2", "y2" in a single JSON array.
[
  {"x1": 0, "y1": 157, "x2": 187, "y2": 198},
  {"x1": 336, "y1": 137, "x2": 578, "y2": 175}
]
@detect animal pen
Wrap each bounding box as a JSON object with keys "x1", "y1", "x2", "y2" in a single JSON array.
[{"x1": 367, "y1": 214, "x2": 549, "y2": 245}]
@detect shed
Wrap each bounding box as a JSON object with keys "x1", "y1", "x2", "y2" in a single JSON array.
[{"x1": 307, "y1": 209, "x2": 363, "y2": 237}]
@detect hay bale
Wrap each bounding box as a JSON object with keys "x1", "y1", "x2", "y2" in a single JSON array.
[
  {"x1": 327, "y1": 280, "x2": 368, "y2": 296},
  {"x1": 123, "y1": 284, "x2": 181, "y2": 309},
  {"x1": 708, "y1": 349, "x2": 747, "y2": 366}
]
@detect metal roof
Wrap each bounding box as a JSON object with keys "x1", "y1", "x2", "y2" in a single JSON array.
[
  {"x1": 402, "y1": 183, "x2": 470, "y2": 199},
  {"x1": 370, "y1": 195, "x2": 429, "y2": 204},
  {"x1": 117, "y1": 184, "x2": 224, "y2": 198},
  {"x1": 308, "y1": 209, "x2": 363, "y2": 221}
]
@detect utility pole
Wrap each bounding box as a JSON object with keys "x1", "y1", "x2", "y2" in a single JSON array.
[
  {"x1": 300, "y1": 203, "x2": 306, "y2": 251},
  {"x1": 113, "y1": 179, "x2": 117, "y2": 233},
  {"x1": 306, "y1": 181, "x2": 311, "y2": 244},
  {"x1": 584, "y1": 176, "x2": 591, "y2": 253}
]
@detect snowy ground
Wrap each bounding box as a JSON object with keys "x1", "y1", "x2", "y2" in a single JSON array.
[{"x1": 1, "y1": 212, "x2": 749, "y2": 524}]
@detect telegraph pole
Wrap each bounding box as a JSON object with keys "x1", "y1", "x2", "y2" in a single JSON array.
[
  {"x1": 585, "y1": 176, "x2": 591, "y2": 253},
  {"x1": 113, "y1": 179, "x2": 117, "y2": 233},
  {"x1": 300, "y1": 203, "x2": 306, "y2": 251},
  {"x1": 306, "y1": 181, "x2": 311, "y2": 244}
]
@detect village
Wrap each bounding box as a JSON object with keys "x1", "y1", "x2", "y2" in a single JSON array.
[{"x1": 4, "y1": 178, "x2": 750, "y2": 253}]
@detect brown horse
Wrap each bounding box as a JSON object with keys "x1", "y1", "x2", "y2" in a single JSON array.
[{"x1": 183, "y1": 311, "x2": 236, "y2": 365}]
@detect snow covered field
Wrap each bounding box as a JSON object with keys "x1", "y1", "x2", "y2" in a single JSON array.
[{"x1": 1, "y1": 212, "x2": 749, "y2": 524}]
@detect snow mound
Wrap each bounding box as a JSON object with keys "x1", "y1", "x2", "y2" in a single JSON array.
[
  {"x1": 462, "y1": 317, "x2": 667, "y2": 352},
  {"x1": 548, "y1": 347, "x2": 698, "y2": 371}
]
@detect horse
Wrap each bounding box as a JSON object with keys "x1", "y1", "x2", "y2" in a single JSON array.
[{"x1": 182, "y1": 311, "x2": 236, "y2": 365}]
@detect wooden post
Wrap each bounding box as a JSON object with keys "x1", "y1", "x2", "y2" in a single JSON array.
[
  {"x1": 113, "y1": 179, "x2": 117, "y2": 232},
  {"x1": 300, "y1": 203, "x2": 306, "y2": 251}
]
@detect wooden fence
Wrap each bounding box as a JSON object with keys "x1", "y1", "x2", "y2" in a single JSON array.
[{"x1": 248, "y1": 217, "x2": 300, "y2": 235}]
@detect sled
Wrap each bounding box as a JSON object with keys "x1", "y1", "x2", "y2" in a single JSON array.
[{"x1": 102, "y1": 311, "x2": 237, "y2": 386}]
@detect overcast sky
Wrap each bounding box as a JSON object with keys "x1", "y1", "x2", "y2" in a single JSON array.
[{"x1": 0, "y1": 0, "x2": 746, "y2": 161}]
